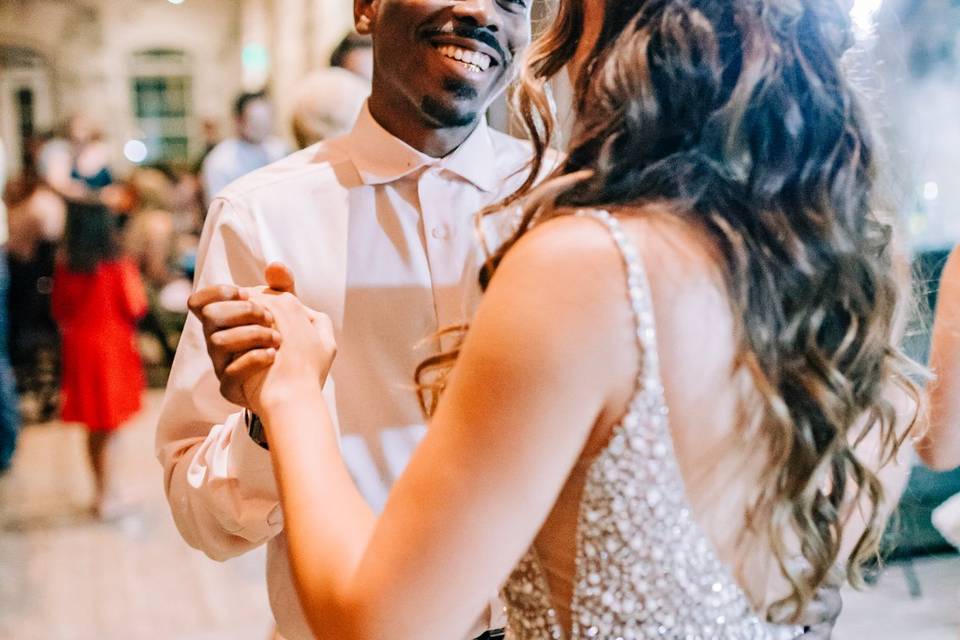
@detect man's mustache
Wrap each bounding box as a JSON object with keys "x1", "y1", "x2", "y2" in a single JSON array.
[{"x1": 424, "y1": 24, "x2": 511, "y2": 65}]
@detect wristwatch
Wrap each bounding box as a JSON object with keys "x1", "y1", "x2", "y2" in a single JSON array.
[{"x1": 244, "y1": 409, "x2": 270, "y2": 450}]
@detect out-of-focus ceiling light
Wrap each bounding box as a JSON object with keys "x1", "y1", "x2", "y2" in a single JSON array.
[{"x1": 124, "y1": 140, "x2": 148, "y2": 164}]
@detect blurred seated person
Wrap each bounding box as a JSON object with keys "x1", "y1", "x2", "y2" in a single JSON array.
[
  {"x1": 122, "y1": 168, "x2": 193, "y2": 363},
  {"x1": 918, "y1": 244, "x2": 960, "y2": 472},
  {"x1": 290, "y1": 68, "x2": 370, "y2": 150},
  {"x1": 38, "y1": 114, "x2": 115, "y2": 200},
  {"x1": 329, "y1": 31, "x2": 373, "y2": 80},
  {"x1": 201, "y1": 92, "x2": 288, "y2": 204},
  {"x1": 124, "y1": 168, "x2": 179, "y2": 288}
]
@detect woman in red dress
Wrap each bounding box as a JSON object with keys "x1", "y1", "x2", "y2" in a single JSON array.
[{"x1": 52, "y1": 200, "x2": 147, "y2": 518}]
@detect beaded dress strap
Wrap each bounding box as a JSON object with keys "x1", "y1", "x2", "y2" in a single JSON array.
[{"x1": 575, "y1": 209, "x2": 664, "y2": 402}]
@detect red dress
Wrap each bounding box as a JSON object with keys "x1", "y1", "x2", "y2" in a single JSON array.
[{"x1": 52, "y1": 258, "x2": 147, "y2": 431}]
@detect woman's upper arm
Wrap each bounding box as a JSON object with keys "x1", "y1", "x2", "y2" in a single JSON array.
[
  {"x1": 919, "y1": 247, "x2": 960, "y2": 470},
  {"x1": 344, "y1": 217, "x2": 635, "y2": 638}
]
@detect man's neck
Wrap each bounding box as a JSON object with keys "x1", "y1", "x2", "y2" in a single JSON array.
[{"x1": 367, "y1": 90, "x2": 478, "y2": 159}]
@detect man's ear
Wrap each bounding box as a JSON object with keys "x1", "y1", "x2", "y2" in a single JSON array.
[{"x1": 354, "y1": 0, "x2": 379, "y2": 35}]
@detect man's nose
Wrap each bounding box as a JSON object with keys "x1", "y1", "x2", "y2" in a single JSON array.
[{"x1": 451, "y1": 0, "x2": 500, "y2": 32}]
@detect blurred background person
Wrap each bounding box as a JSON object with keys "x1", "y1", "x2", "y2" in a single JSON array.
[
  {"x1": 0, "y1": 138, "x2": 20, "y2": 474},
  {"x1": 329, "y1": 31, "x2": 373, "y2": 81},
  {"x1": 4, "y1": 149, "x2": 66, "y2": 424},
  {"x1": 919, "y1": 245, "x2": 960, "y2": 552},
  {"x1": 192, "y1": 117, "x2": 222, "y2": 177},
  {"x1": 200, "y1": 91, "x2": 288, "y2": 204},
  {"x1": 124, "y1": 167, "x2": 179, "y2": 288},
  {"x1": 919, "y1": 245, "x2": 960, "y2": 472},
  {"x1": 6, "y1": 174, "x2": 67, "y2": 267},
  {"x1": 52, "y1": 200, "x2": 147, "y2": 519},
  {"x1": 290, "y1": 67, "x2": 369, "y2": 150},
  {"x1": 123, "y1": 166, "x2": 194, "y2": 366},
  {"x1": 38, "y1": 114, "x2": 115, "y2": 200}
]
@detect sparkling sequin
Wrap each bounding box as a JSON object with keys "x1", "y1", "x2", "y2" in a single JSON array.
[{"x1": 500, "y1": 210, "x2": 803, "y2": 639}]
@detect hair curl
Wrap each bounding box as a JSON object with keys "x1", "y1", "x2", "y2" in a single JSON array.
[{"x1": 419, "y1": 0, "x2": 922, "y2": 620}]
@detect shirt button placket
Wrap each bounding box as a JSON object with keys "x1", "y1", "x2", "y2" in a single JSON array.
[{"x1": 418, "y1": 169, "x2": 446, "y2": 326}]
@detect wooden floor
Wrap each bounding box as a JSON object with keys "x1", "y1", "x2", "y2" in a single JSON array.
[
  {"x1": 0, "y1": 389, "x2": 957, "y2": 640},
  {"x1": 0, "y1": 390, "x2": 273, "y2": 640},
  {"x1": 836, "y1": 554, "x2": 960, "y2": 640}
]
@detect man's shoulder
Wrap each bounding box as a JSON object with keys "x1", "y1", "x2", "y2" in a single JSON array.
[
  {"x1": 487, "y1": 127, "x2": 534, "y2": 163},
  {"x1": 485, "y1": 127, "x2": 562, "y2": 195},
  {"x1": 216, "y1": 139, "x2": 357, "y2": 207}
]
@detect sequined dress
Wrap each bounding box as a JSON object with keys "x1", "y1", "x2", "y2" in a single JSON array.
[{"x1": 499, "y1": 210, "x2": 803, "y2": 640}]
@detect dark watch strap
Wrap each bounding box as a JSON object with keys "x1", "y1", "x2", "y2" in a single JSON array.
[{"x1": 244, "y1": 410, "x2": 270, "y2": 450}]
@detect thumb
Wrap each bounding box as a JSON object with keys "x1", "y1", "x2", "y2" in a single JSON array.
[{"x1": 265, "y1": 262, "x2": 296, "y2": 294}]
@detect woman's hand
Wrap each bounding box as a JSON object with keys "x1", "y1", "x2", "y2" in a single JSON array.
[
  {"x1": 188, "y1": 282, "x2": 278, "y2": 409},
  {"x1": 241, "y1": 289, "x2": 337, "y2": 418},
  {"x1": 188, "y1": 262, "x2": 328, "y2": 411}
]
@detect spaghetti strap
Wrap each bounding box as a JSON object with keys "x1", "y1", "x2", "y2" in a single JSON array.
[{"x1": 575, "y1": 209, "x2": 663, "y2": 399}]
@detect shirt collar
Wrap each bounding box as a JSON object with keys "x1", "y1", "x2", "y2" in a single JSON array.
[{"x1": 344, "y1": 101, "x2": 499, "y2": 192}]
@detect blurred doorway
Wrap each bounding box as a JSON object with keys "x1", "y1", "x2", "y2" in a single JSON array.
[{"x1": 0, "y1": 46, "x2": 54, "y2": 176}]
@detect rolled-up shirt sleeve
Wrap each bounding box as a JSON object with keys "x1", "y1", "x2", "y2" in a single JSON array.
[{"x1": 156, "y1": 196, "x2": 282, "y2": 561}]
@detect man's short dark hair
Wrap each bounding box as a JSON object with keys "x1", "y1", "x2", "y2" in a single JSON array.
[
  {"x1": 234, "y1": 91, "x2": 268, "y2": 119},
  {"x1": 329, "y1": 32, "x2": 373, "y2": 69}
]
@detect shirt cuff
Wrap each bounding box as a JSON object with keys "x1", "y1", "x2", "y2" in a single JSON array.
[{"x1": 227, "y1": 410, "x2": 273, "y2": 473}]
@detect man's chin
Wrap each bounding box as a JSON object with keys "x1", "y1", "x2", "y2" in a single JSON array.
[{"x1": 420, "y1": 96, "x2": 480, "y2": 129}]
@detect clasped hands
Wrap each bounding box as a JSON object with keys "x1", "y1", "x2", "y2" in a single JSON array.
[{"x1": 187, "y1": 262, "x2": 336, "y2": 417}]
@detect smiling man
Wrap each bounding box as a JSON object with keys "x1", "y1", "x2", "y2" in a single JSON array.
[{"x1": 155, "y1": 1, "x2": 534, "y2": 638}]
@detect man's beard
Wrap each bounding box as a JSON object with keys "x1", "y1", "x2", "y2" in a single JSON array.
[{"x1": 420, "y1": 78, "x2": 482, "y2": 129}]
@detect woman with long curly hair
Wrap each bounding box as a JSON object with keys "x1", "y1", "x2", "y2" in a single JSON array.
[{"x1": 196, "y1": 0, "x2": 920, "y2": 637}]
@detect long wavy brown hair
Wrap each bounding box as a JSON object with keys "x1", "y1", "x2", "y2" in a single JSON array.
[{"x1": 418, "y1": 0, "x2": 922, "y2": 620}]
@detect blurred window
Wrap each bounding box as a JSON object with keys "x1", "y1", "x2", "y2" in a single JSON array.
[{"x1": 130, "y1": 50, "x2": 192, "y2": 164}]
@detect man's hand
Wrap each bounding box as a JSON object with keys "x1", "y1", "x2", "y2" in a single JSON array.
[{"x1": 187, "y1": 262, "x2": 298, "y2": 407}]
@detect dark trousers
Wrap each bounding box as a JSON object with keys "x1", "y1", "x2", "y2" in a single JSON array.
[{"x1": 0, "y1": 248, "x2": 21, "y2": 471}]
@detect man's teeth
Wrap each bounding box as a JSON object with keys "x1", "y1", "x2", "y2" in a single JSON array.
[{"x1": 436, "y1": 45, "x2": 492, "y2": 72}]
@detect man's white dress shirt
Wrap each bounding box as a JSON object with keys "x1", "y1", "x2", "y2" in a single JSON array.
[{"x1": 157, "y1": 104, "x2": 534, "y2": 639}]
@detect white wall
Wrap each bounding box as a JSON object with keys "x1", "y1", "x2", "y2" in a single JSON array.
[
  {"x1": 0, "y1": 0, "x2": 243, "y2": 173},
  {"x1": 0, "y1": 0, "x2": 358, "y2": 176}
]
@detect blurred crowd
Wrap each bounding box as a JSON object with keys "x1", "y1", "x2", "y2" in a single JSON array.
[{"x1": 0, "y1": 32, "x2": 372, "y2": 514}]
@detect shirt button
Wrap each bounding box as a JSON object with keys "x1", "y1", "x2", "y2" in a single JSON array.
[{"x1": 431, "y1": 226, "x2": 449, "y2": 239}]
